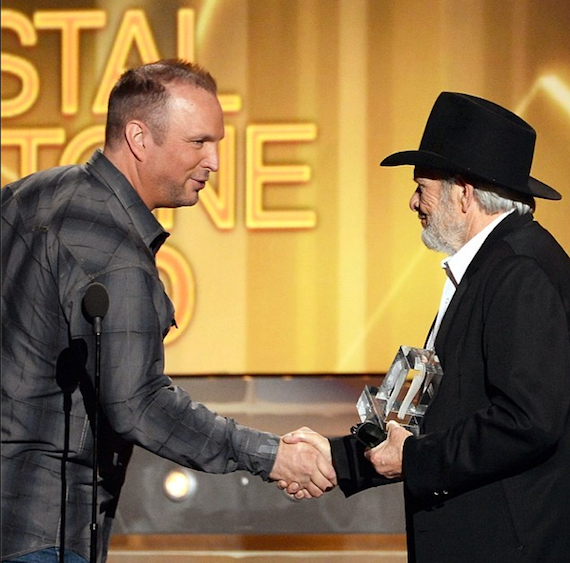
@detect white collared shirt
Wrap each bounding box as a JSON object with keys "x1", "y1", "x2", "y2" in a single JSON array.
[{"x1": 426, "y1": 210, "x2": 514, "y2": 350}]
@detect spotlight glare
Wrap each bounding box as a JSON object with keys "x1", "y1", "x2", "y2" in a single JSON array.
[{"x1": 163, "y1": 469, "x2": 196, "y2": 501}]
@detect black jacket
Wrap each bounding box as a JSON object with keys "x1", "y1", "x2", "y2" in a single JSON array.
[{"x1": 331, "y1": 213, "x2": 570, "y2": 562}]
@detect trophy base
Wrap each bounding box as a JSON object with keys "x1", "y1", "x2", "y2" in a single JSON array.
[
  {"x1": 351, "y1": 346, "x2": 442, "y2": 448},
  {"x1": 351, "y1": 420, "x2": 386, "y2": 448}
]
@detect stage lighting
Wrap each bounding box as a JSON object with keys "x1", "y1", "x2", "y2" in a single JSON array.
[{"x1": 163, "y1": 468, "x2": 197, "y2": 501}]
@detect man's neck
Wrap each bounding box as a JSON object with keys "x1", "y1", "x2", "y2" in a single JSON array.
[{"x1": 464, "y1": 210, "x2": 504, "y2": 246}]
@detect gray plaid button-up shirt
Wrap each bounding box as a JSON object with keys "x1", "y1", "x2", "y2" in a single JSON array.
[{"x1": 1, "y1": 150, "x2": 279, "y2": 562}]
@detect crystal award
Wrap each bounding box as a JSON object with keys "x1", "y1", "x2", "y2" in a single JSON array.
[{"x1": 351, "y1": 346, "x2": 442, "y2": 447}]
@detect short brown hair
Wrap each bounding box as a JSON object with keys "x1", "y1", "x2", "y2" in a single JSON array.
[{"x1": 105, "y1": 59, "x2": 217, "y2": 148}]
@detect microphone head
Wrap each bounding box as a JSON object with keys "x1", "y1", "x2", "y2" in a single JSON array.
[{"x1": 83, "y1": 282, "x2": 109, "y2": 320}]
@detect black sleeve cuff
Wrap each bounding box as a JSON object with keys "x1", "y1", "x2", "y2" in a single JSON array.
[{"x1": 330, "y1": 435, "x2": 394, "y2": 497}]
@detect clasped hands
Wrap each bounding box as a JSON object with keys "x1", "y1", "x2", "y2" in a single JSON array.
[{"x1": 272, "y1": 421, "x2": 412, "y2": 499}]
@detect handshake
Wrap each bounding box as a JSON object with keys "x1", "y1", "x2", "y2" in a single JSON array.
[
  {"x1": 270, "y1": 427, "x2": 335, "y2": 500},
  {"x1": 271, "y1": 422, "x2": 412, "y2": 499},
  {"x1": 270, "y1": 347, "x2": 434, "y2": 497}
]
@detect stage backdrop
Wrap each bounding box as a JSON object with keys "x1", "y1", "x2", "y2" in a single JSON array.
[{"x1": 2, "y1": 0, "x2": 570, "y2": 375}]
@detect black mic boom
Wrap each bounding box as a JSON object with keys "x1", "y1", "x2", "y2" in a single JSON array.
[{"x1": 82, "y1": 281, "x2": 109, "y2": 563}]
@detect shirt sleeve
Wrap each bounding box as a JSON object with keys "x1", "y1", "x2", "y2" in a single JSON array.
[{"x1": 70, "y1": 265, "x2": 279, "y2": 481}]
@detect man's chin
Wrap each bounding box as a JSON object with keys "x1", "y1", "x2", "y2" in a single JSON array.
[
  {"x1": 180, "y1": 191, "x2": 201, "y2": 207},
  {"x1": 422, "y1": 231, "x2": 451, "y2": 255}
]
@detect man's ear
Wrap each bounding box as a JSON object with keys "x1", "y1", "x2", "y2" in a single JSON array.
[
  {"x1": 456, "y1": 176, "x2": 476, "y2": 213},
  {"x1": 125, "y1": 121, "x2": 147, "y2": 161}
]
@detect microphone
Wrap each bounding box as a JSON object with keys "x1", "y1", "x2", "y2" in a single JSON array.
[
  {"x1": 83, "y1": 282, "x2": 109, "y2": 335},
  {"x1": 82, "y1": 282, "x2": 109, "y2": 563}
]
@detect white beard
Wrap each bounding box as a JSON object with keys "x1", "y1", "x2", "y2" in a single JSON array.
[{"x1": 421, "y1": 191, "x2": 467, "y2": 255}]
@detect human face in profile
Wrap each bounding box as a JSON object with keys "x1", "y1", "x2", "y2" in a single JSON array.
[
  {"x1": 141, "y1": 83, "x2": 224, "y2": 210},
  {"x1": 410, "y1": 169, "x2": 468, "y2": 255}
]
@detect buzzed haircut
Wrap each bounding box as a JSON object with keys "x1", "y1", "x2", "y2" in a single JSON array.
[{"x1": 105, "y1": 59, "x2": 218, "y2": 148}]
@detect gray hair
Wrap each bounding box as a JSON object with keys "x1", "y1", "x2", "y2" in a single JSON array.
[{"x1": 441, "y1": 176, "x2": 535, "y2": 215}]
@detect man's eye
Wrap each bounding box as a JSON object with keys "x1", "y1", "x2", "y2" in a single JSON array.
[{"x1": 192, "y1": 140, "x2": 204, "y2": 147}]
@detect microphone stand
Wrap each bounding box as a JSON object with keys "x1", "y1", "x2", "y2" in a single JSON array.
[
  {"x1": 82, "y1": 282, "x2": 109, "y2": 563},
  {"x1": 90, "y1": 314, "x2": 103, "y2": 563}
]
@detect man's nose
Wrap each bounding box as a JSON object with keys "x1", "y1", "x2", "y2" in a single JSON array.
[
  {"x1": 409, "y1": 190, "x2": 420, "y2": 212},
  {"x1": 204, "y1": 144, "x2": 219, "y2": 172}
]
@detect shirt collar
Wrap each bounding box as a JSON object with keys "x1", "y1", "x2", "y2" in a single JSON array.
[
  {"x1": 86, "y1": 149, "x2": 169, "y2": 254},
  {"x1": 443, "y1": 209, "x2": 514, "y2": 286}
]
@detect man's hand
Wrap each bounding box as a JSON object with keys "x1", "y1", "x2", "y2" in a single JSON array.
[
  {"x1": 270, "y1": 427, "x2": 336, "y2": 499},
  {"x1": 365, "y1": 420, "x2": 412, "y2": 479}
]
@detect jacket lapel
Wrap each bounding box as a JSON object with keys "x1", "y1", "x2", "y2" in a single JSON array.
[{"x1": 433, "y1": 212, "x2": 533, "y2": 368}]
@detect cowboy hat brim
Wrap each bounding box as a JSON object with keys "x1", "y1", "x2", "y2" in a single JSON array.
[{"x1": 380, "y1": 149, "x2": 561, "y2": 201}]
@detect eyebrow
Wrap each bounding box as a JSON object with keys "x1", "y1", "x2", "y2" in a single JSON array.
[{"x1": 186, "y1": 130, "x2": 224, "y2": 142}]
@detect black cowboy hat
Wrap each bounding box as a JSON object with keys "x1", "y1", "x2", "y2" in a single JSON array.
[{"x1": 380, "y1": 92, "x2": 561, "y2": 200}]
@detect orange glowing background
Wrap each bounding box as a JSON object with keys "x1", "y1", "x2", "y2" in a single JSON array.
[{"x1": 2, "y1": 0, "x2": 569, "y2": 375}]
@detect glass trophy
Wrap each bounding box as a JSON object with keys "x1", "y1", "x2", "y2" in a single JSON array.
[{"x1": 351, "y1": 346, "x2": 442, "y2": 447}]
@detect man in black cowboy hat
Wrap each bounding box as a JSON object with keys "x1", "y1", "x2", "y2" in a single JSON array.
[{"x1": 282, "y1": 92, "x2": 570, "y2": 562}]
